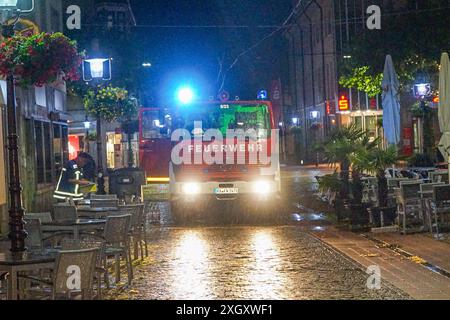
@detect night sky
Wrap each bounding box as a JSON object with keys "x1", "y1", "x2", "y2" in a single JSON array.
[{"x1": 124, "y1": 0, "x2": 292, "y2": 102}]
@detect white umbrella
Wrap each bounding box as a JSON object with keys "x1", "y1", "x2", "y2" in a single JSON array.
[
  {"x1": 382, "y1": 55, "x2": 401, "y2": 146},
  {"x1": 438, "y1": 52, "x2": 450, "y2": 180}
]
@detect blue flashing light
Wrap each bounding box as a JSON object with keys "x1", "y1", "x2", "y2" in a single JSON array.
[{"x1": 177, "y1": 87, "x2": 195, "y2": 105}]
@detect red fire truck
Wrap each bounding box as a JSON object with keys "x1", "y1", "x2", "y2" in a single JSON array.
[
  {"x1": 139, "y1": 101, "x2": 281, "y2": 222},
  {"x1": 169, "y1": 100, "x2": 281, "y2": 222}
]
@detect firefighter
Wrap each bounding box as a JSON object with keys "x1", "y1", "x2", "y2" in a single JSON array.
[{"x1": 54, "y1": 152, "x2": 92, "y2": 202}]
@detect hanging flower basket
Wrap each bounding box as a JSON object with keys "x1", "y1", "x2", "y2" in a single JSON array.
[
  {"x1": 0, "y1": 32, "x2": 82, "y2": 87},
  {"x1": 84, "y1": 85, "x2": 138, "y2": 123}
]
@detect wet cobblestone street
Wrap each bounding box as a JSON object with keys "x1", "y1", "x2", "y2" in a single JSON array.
[
  {"x1": 119, "y1": 226, "x2": 409, "y2": 300},
  {"x1": 107, "y1": 167, "x2": 410, "y2": 300}
]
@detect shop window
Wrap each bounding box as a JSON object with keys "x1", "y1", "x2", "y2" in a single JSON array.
[
  {"x1": 0, "y1": 80, "x2": 6, "y2": 100},
  {"x1": 35, "y1": 121, "x2": 68, "y2": 186},
  {"x1": 62, "y1": 126, "x2": 69, "y2": 164},
  {"x1": 54, "y1": 90, "x2": 64, "y2": 111},
  {"x1": 35, "y1": 86, "x2": 47, "y2": 107},
  {"x1": 35, "y1": 122, "x2": 44, "y2": 184},
  {"x1": 44, "y1": 123, "x2": 52, "y2": 183},
  {"x1": 53, "y1": 124, "x2": 62, "y2": 178},
  {"x1": 68, "y1": 135, "x2": 81, "y2": 160}
]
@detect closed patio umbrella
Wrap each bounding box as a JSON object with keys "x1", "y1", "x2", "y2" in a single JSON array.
[
  {"x1": 438, "y1": 53, "x2": 450, "y2": 179},
  {"x1": 382, "y1": 55, "x2": 401, "y2": 146}
]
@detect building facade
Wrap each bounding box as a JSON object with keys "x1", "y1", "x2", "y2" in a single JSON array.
[
  {"x1": 65, "y1": 0, "x2": 139, "y2": 178},
  {"x1": 282, "y1": 0, "x2": 416, "y2": 164},
  {"x1": 283, "y1": 0, "x2": 339, "y2": 164},
  {"x1": 0, "y1": 0, "x2": 67, "y2": 236}
]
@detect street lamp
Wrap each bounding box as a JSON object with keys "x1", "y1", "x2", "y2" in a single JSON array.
[
  {"x1": 82, "y1": 56, "x2": 112, "y2": 195},
  {"x1": 0, "y1": 0, "x2": 35, "y2": 252},
  {"x1": 82, "y1": 58, "x2": 112, "y2": 82},
  {"x1": 84, "y1": 116, "x2": 91, "y2": 152}
]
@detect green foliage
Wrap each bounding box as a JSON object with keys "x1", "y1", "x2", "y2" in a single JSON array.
[
  {"x1": 410, "y1": 101, "x2": 434, "y2": 118},
  {"x1": 351, "y1": 145, "x2": 402, "y2": 208},
  {"x1": 84, "y1": 85, "x2": 138, "y2": 123},
  {"x1": 317, "y1": 173, "x2": 341, "y2": 193},
  {"x1": 339, "y1": 66, "x2": 383, "y2": 97},
  {"x1": 342, "y1": 1, "x2": 447, "y2": 94},
  {"x1": 319, "y1": 123, "x2": 367, "y2": 168},
  {"x1": 319, "y1": 124, "x2": 377, "y2": 200},
  {"x1": 351, "y1": 145, "x2": 400, "y2": 177}
]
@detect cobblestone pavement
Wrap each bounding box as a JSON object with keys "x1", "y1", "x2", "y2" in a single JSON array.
[
  {"x1": 111, "y1": 226, "x2": 409, "y2": 300},
  {"x1": 106, "y1": 166, "x2": 410, "y2": 300}
]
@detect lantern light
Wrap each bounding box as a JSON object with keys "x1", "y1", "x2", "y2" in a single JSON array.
[
  {"x1": 83, "y1": 58, "x2": 112, "y2": 81},
  {"x1": 310, "y1": 111, "x2": 320, "y2": 119},
  {"x1": 413, "y1": 83, "x2": 431, "y2": 98}
]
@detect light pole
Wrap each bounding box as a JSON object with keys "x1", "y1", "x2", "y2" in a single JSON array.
[
  {"x1": 83, "y1": 58, "x2": 112, "y2": 195},
  {"x1": 84, "y1": 115, "x2": 91, "y2": 153},
  {"x1": 0, "y1": 0, "x2": 35, "y2": 252}
]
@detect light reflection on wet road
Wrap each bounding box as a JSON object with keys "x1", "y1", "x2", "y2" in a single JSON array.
[
  {"x1": 127, "y1": 226, "x2": 408, "y2": 300},
  {"x1": 111, "y1": 167, "x2": 409, "y2": 300}
]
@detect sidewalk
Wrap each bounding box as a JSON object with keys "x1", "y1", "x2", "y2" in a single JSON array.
[{"x1": 311, "y1": 226, "x2": 450, "y2": 299}]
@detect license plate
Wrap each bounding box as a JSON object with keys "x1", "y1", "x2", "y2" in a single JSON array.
[{"x1": 214, "y1": 188, "x2": 239, "y2": 194}]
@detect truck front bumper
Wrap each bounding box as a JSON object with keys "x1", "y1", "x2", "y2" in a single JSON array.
[{"x1": 171, "y1": 180, "x2": 281, "y2": 203}]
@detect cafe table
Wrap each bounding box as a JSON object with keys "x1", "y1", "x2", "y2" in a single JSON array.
[
  {"x1": 0, "y1": 249, "x2": 58, "y2": 300},
  {"x1": 42, "y1": 219, "x2": 106, "y2": 240},
  {"x1": 76, "y1": 206, "x2": 119, "y2": 219}
]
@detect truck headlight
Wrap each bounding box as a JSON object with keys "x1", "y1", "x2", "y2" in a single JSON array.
[
  {"x1": 252, "y1": 181, "x2": 271, "y2": 195},
  {"x1": 182, "y1": 182, "x2": 201, "y2": 195}
]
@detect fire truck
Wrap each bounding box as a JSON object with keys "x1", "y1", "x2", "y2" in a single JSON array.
[
  {"x1": 168, "y1": 100, "x2": 281, "y2": 222},
  {"x1": 139, "y1": 101, "x2": 281, "y2": 222}
]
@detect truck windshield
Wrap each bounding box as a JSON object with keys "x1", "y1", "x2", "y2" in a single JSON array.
[{"x1": 172, "y1": 103, "x2": 272, "y2": 137}]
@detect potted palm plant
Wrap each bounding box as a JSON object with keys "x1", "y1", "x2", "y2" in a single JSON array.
[
  {"x1": 352, "y1": 145, "x2": 401, "y2": 226},
  {"x1": 318, "y1": 124, "x2": 365, "y2": 201},
  {"x1": 347, "y1": 135, "x2": 381, "y2": 228}
]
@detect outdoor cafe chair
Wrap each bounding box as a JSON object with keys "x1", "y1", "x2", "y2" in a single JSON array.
[
  {"x1": 91, "y1": 199, "x2": 120, "y2": 209},
  {"x1": 19, "y1": 248, "x2": 98, "y2": 300},
  {"x1": 23, "y1": 218, "x2": 68, "y2": 251},
  {"x1": 24, "y1": 212, "x2": 53, "y2": 224},
  {"x1": 427, "y1": 184, "x2": 450, "y2": 239},
  {"x1": 387, "y1": 177, "x2": 410, "y2": 191},
  {"x1": 396, "y1": 181, "x2": 424, "y2": 234},
  {"x1": 91, "y1": 194, "x2": 118, "y2": 200},
  {"x1": 430, "y1": 170, "x2": 450, "y2": 184},
  {"x1": 61, "y1": 238, "x2": 106, "y2": 299},
  {"x1": 420, "y1": 182, "x2": 445, "y2": 232},
  {"x1": 119, "y1": 204, "x2": 147, "y2": 260},
  {"x1": 53, "y1": 204, "x2": 78, "y2": 222},
  {"x1": 100, "y1": 214, "x2": 133, "y2": 287}
]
